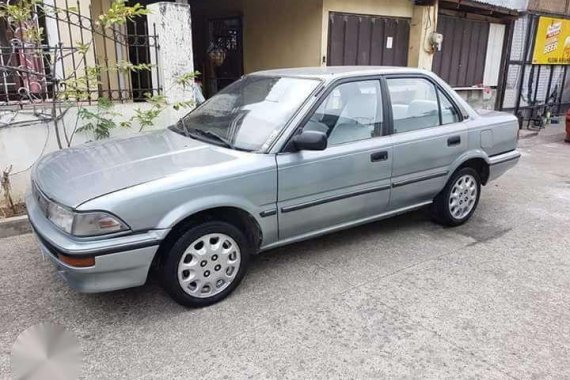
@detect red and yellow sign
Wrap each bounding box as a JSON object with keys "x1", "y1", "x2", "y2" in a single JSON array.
[{"x1": 532, "y1": 16, "x2": 570, "y2": 65}]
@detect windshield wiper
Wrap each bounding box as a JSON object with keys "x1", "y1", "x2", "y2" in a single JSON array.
[{"x1": 188, "y1": 128, "x2": 234, "y2": 149}]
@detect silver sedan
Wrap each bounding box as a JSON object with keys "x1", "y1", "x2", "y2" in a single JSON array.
[{"x1": 27, "y1": 67, "x2": 520, "y2": 307}]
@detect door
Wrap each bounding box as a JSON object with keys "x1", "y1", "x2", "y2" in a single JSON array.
[
  {"x1": 277, "y1": 79, "x2": 392, "y2": 240},
  {"x1": 327, "y1": 12, "x2": 410, "y2": 66},
  {"x1": 385, "y1": 76, "x2": 467, "y2": 210},
  {"x1": 432, "y1": 14, "x2": 490, "y2": 87},
  {"x1": 205, "y1": 17, "x2": 243, "y2": 97}
]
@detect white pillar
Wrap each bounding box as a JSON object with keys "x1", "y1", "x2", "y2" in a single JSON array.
[{"x1": 147, "y1": 2, "x2": 194, "y2": 104}]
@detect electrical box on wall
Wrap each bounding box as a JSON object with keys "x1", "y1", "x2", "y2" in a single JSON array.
[
  {"x1": 430, "y1": 32, "x2": 443, "y2": 51},
  {"x1": 411, "y1": 0, "x2": 436, "y2": 5}
]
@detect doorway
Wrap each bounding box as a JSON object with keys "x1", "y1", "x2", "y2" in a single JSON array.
[{"x1": 204, "y1": 17, "x2": 244, "y2": 97}]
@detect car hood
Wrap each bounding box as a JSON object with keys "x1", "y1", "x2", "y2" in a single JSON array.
[{"x1": 33, "y1": 129, "x2": 243, "y2": 208}]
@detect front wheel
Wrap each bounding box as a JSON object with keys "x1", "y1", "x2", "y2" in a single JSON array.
[
  {"x1": 160, "y1": 221, "x2": 251, "y2": 307},
  {"x1": 432, "y1": 167, "x2": 481, "y2": 226}
]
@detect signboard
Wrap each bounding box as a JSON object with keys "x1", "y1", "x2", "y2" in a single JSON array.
[{"x1": 532, "y1": 17, "x2": 570, "y2": 65}]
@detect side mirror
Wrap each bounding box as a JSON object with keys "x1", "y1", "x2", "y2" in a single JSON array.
[{"x1": 292, "y1": 131, "x2": 327, "y2": 151}]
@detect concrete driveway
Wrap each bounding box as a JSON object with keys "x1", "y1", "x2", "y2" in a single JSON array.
[{"x1": 1, "y1": 127, "x2": 569, "y2": 379}]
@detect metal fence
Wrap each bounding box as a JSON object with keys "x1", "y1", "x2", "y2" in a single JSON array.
[
  {"x1": 0, "y1": 1, "x2": 161, "y2": 106},
  {"x1": 501, "y1": 14, "x2": 570, "y2": 122}
]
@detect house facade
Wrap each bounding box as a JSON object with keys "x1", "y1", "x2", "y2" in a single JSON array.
[
  {"x1": 7, "y1": 0, "x2": 570, "y2": 205},
  {"x1": 187, "y1": 0, "x2": 525, "y2": 107},
  {"x1": 2, "y1": 0, "x2": 530, "y2": 107},
  {"x1": 77, "y1": 0, "x2": 523, "y2": 106},
  {"x1": 188, "y1": 0, "x2": 429, "y2": 97}
]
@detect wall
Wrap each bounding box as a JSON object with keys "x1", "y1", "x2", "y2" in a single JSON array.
[
  {"x1": 243, "y1": 0, "x2": 323, "y2": 72},
  {"x1": 321, "y1": 0, "x2": 414, "y2": 65},
  {"x1": 190, "y1": 0, "x2": 322, "y2": 74},
  {"x1": 528, "y1": 0, "x2": 570, "y2": 14},
  {"x1": 192, "y1": 0, "x2": 417, "y2": 74},
  {"x1": 0, "y1": 1, "x2": 196, "y2": 207},
  {"x1": 456, "y1": 88, "x2": 498, "y2": 110},
  {"x1": 407, "y1": 3, "x2": 437, "y2": 70},
  {"x1": 0, "y1": 103, "x2": 190, "y2": 204},
  {"x1": 147, "y1": 2, "x2": 195, "y2": 104}
]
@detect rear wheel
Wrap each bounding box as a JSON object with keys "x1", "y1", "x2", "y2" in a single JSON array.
[
  {"x1": 160, "y1": 221, "x2": 251, "y2": 307},
  {"x1": 432, "y1": 167, "x2": 481, "y2": 226}
]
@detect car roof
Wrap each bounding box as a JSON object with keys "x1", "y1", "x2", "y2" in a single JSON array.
[{"x1": 252, "y1": 66, "x2": 431, "y2": 80}]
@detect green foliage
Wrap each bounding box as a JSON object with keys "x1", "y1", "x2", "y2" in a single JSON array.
[
  {"x1": 23, "y1": 26, "x2": 43, "y2": 45},
  {"x1": 132, "y1": 107, "x2": 161, "y2": 131},
  {"x1": 0, "y1": 0, "x2": 42, "y2": 22},
  {"x1": 176, "y1": 71, "x2": 201, "y2": 88},
  {"x1": 97, "y1": 0, "x2": 149, "y2": 28},
  {"x1": 114, "y1": 60, "x2": 154, "y2": 73},
  {"x1": 144, "y1": 93, "x2": 167, "y2": 107},
  {"x1": 60, "y1": 66, "x2": 99, "y2": 101},
  {"x1": 76, "y1": 97, "x2": 121, "y2": 140},
  {"x1": 75, "y1": 41, "x2": 91, "y2": 56},
  {"x1": 129, "y1": 93, "x2": 166, "y2": 131},
  {"x1": 2, "y1": 0, "x2": 198, "y2": 147},
  {"x1": 173, "y1": 100, "x2": 195, "y2": 111}
]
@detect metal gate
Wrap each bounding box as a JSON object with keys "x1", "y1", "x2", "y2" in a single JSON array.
[
  {"x1": 432, "y1": 14, "x2": 490, "y2": 87},
  {"x1": 327, "y1": 12, "x2": 410, "y2": 66},
  {"x1": 501, "y1": 14, "x2": 570, "y2": 120}
]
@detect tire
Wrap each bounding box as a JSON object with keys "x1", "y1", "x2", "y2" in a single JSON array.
[
  {"x1": 432, "y1": 167, "x2": 481, "y2": 227},
  {"x1": 160, "y1": 221, "x2": 251, "y2": 307}
]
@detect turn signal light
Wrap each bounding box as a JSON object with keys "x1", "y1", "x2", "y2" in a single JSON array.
[{"x1": 58, "y1": 254, "x2": 95, "y2": 268}]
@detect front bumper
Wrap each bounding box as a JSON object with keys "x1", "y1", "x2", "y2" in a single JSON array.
[
  {"x1": 26, "y1": 192, "x2": 167, "y2": 293},
  {"x1": 488, "y1": 149, "x2": 521, "y2": 183}
]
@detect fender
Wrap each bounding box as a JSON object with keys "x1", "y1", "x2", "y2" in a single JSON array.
[
  {"x1": 445, "y1": 149, "x2": 491, "y2": 184},
  {"x1": 156, "y1": 194, "x2": 279, "y2": 247}
]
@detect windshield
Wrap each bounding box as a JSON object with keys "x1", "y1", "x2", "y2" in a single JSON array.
[{"x1": 174, "y1": 75, "x2": 321, "y2": 151}]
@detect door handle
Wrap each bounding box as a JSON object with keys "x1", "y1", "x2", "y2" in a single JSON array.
[
  {"x1": 447, "y1": 136, "x2": 461, "y2": 146},
  {"x1": 370, "y1": 151, "x2": 388, "y2": 162}
]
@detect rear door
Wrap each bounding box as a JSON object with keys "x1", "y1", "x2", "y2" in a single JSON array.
[
  {"x1": 276, "y1": 78, "x2": 393, "y2": 240},
  {"x1": 385, "y1": 75, "x2": 467, "y2": 210}
]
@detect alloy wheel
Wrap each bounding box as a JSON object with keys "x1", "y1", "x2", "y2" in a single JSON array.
[{"x1": 448, "y1": 174, "x2": 478, "y2": 220}]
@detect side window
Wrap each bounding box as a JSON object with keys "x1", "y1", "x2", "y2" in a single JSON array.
[
  {"x1": 387, "y1": 78, "x2": 439, "y2": 134},
  {"x1": 438, "y1": 89, "x2": 460, "y2": 125},
  {"x1": 304, "y1": 80, "x2": 383, "y2": 146}
]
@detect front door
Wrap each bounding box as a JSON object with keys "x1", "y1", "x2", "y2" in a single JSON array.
[
  {"x1": 205, "y1": 17, "x2": 243, "y2": 97},
  {"x1": 385, "y1": 75, "x2": 467, "y2": 210},
  {"x1": 277, "y1": 79, "x2": 392, "y2": 240}
]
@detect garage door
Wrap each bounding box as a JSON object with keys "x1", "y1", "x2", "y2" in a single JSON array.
[
  {"x1": 432, "y1": 14, "x2": 490, "y2": 87},
  {"x1": 327, "y1": 12, "x2": 410, "y2": 66}
]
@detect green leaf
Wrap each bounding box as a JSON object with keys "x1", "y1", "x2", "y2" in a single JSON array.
[
  {"x1": 97, "y1": 96, "x2": 113, "y2": 109},
  {"x1": 175, "y1": 71, "x2": 201, "y2": 88},
  {"x1": 76, "y1": 42, "x2": 91, "y2": 55}
]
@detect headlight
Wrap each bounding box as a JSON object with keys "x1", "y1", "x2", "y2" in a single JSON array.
[
  {"x1": 47, "y1": 202, "x2": 74, "y2": 234},
  {"x1": 35, "y1": 183, "x2": 129, "y2": 236},
  {"x1": 72, "y1": 211, "x2": 129, "y2": 237}
]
